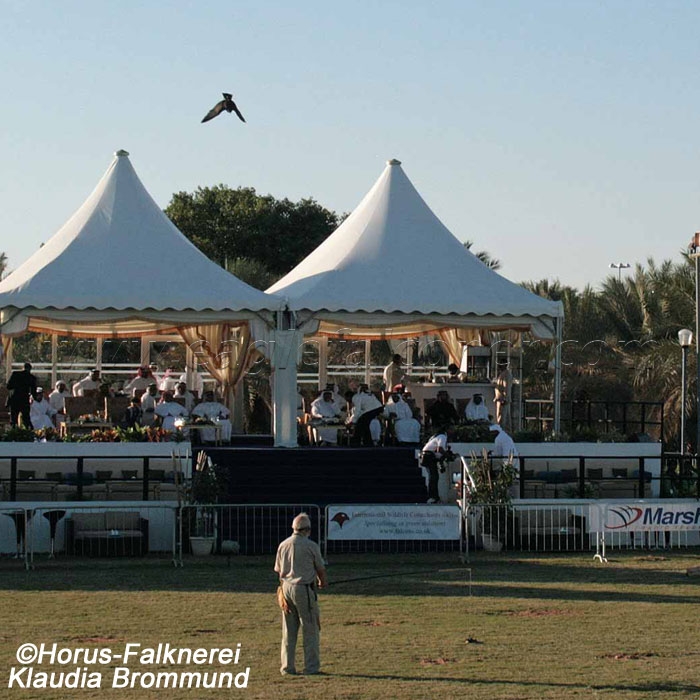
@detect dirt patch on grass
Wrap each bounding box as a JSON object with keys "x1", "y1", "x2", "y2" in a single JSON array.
[
  {"x1": 505, "y1": 608, "x2": 574, "y2": 618},
  {"x1": 419, "y1": 657, "x2": 456, "y2": 666},
  {"x1": 187, "y1": 629, "x2": 220, "y2": 634},
  {"x1": 70, "y1": 636, "x2": 121, "y2": 644},
  {"x1": 635, "y1": 556, "x2": 668, "y2": 562},
  {"x1": 601, "y1": 652, "x2": 658, "y2": 661},
  {"x1": 343, "y1": 620, "x2": 387, "y2": 627}
]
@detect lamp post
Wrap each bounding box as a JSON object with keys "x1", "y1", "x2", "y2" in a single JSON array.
[
  {"x1": 688, "y1": 233, "x2": 700, "y2": 456},
  {"x1": 609, "y1": 262, "x2": 631, "y2": 281},
  {"x1": 678, "y1": 329, "x2": 693, "y2": 454}
]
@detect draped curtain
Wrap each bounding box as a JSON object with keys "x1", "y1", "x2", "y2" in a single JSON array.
[
  {"x1": 177, "y1": 323, "x2": 257, "y2": 409},
  {"x1": 437, "y1": 328, "x2": 488, "y2": 365}
]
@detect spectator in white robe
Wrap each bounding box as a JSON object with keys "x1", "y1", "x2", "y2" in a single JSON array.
[
  {"x1": 30, "y1": 388, "x2": 57, "y2": 430},
  {"x1": 154, "y1": 391, "x2": 188, "y2": 434},
  {"x1": 192, "y1": 390, "x2": 232, "y2": 442},
  {"x1": 48, "y1": 380, "x2": 70, "y2": 428},
  {"x1": 124, "y1": 367, "x2": 153, "y2": 396},
  {"x1": 349, "y1": 385, "x2": 384, "y2": 446},
  {"x1": 383, "y1": 392, "x2": 421, "y2": 444},
  {"x1": 465, "y1": 394, "x2": 490, "y2": 423},
  {"x1": 72, "y1": 369, "x2": 101, "y2": 397},
  {"x1": 173, "y1": 381, "x2": 196, "y2": 413},
  {"x1": 48, "y1": 381, "x2": 70, "y2": 413},
  {"x1": 383, "y1": 355, "x2": 405, "y2": 391},
  {"x1": 140, "y1": 384, "x2": 160, "y2": 426},
  {"x1": 310, "y1": 390, "x2": 344, "y2": 445},
  {"x1": 324, "y1": 383, "x2": 347, "y2": 416},
  {"x1": 158, "y1": 368, "x2": 179, "y2": 393},
  {"x1": 490, "y1": 423, "x2": 519, "y2": 460},
  {"x1": 179, "y1": 368, "x2": 204, "y2": 398}
]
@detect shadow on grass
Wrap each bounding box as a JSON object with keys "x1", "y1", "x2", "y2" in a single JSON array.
[
  {"x1": 0, "y1": 553, "x2": 698, "y2": 605},
  {"x1": 328, "y1": 672, "x2": 700, "y2": 694}
]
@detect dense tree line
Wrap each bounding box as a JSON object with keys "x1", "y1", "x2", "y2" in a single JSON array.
[{"x1": 523, "y1": 256, "x2": 695, "y2": 448}]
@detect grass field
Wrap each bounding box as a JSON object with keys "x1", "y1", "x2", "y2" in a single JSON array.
[{"x1": 2, "y1": 550, "x2": 700, "y2": 699}]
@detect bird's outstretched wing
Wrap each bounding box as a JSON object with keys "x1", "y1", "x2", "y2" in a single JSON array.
[
  {"x1": 230, "y1": 102, "x2": 246, "y2": 122},
  {"x1": 201, "y1": 100, "x2": 226, "y2": 123}
]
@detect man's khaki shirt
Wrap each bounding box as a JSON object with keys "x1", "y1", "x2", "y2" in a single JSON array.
[{"x1": 275, "y1": 533, "x2": 324, "y2": 585}]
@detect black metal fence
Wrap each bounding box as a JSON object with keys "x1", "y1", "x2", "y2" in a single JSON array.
[{"x1": 524, "y1": 400, "x2": 664, "y2": 441}]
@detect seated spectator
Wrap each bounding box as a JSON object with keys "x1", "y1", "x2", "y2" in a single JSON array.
[
  {"x1": 310, "y1": 390, "x2": 344, "y2": 445},
  {"x1": 72, "y1": 369, "x2": 101, "y2": 396},
  {"x1": 155, "y1": 390, "x2": 188, "y2": 433},
  {"x1": 122, "y1": 397, "x2": 143, "y2": 428},
  {"x1": 383, "y1": 391, "x2": 421, "y2": 444},
  {"x1": 192, "y1": 390, "x2": 232, "y2": 442},
  {"x1": 124, "y1": 367, "x2": 154, "y2": 396},
  {"x1": 30, "y1": 388, "x2": 57, "y2": 430},
  {"x1": 140, "y1": 383, "x2": 160, "y2": 426},
  {"x1": 426, "y1": 390, "x2": 459, "y2": 431},
  {"x1": 173, "y1": 381, "x2": 196, "y2": 412},
  {"x1": 465, "y1": 393, "x2": 490, "y2": 423}
]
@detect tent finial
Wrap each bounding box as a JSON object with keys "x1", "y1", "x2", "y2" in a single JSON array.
[
  {"x1": 115, "y1": 149, "x2": 130, "y2": 157},
  {"x1": 387, "y1": 158, "x2": 401, "y2": 166}
]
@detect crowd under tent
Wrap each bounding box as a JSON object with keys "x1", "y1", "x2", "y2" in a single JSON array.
[
  {"x1": 268, "y1": 158, "x2": 565, "y2": 446},
  {"x1": 0, "y1": 150, "x2": 284, "y2": 414}
]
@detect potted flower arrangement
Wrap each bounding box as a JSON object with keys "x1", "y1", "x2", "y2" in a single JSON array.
[
  {"x1": 464, "y1": 450, "x2": 517, "y2": 551},
  {"x1": 186, "y1": 452, "x2": 227, "y2": 555}
]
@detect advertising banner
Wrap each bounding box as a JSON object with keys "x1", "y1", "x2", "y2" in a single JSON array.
[
  {"x1": 590, "y1": 502, "x2": 700, "y2": 532},
  {"x1": 326, "y1": 504, "x2": 460, "y2": 541}
]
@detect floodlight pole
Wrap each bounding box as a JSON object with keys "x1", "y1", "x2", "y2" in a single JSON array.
[
  {"x1": 690, "y1": 234, "x2": 700, "y2": 457},
  {"x1": 679, "y1": 329, "x2": 693, "y2": 454},
  {"x1": 609, "y1": 262, "x2": 631, "y2": 281}
]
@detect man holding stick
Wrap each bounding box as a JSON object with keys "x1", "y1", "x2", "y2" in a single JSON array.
[{"x1": 274, "y1": 512, "x2": 328, "y2": 676}]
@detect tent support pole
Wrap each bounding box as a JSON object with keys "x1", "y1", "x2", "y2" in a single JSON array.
[
  {"x1": 319, "y1": 336, "x2": 328, "y2": 391},
  {"x1": 51, "y1": 334, "x2": 58, "y2": 388}
]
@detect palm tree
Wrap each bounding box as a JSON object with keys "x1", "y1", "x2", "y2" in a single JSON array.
[
  {"x1": 0, "y1": 252, "x2": 8, "y2": 281},
  {"x1": 463, "y1": 241, "x2": 501, "y2": 270}
]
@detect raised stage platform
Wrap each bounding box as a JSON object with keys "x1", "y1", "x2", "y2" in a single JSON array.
[{"x1": 201, "y1": 446, "x2": 428, "y2": 507}]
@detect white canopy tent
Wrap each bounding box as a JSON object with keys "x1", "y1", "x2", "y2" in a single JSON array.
[
  {"x1": 268, "y1": 159, "x2": 565, "y2": 445},
  {"x1": 0, "y1": 150, "x2": 284, "y2": 411}
]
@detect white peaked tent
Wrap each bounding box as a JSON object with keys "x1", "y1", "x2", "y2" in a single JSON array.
[
  {"x1": 0, "y1": 150, "x2": 284, "y2": 408},
  {"x1": 268, "y1": 159, "x2": 565, "y2": 445}
]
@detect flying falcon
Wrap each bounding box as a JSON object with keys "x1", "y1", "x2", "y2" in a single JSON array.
[{"x1": 201, "y1": 93, "x2": 246, "y2": 123}]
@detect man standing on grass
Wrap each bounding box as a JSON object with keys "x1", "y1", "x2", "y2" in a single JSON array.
[{"x1": 274, "y1": 512, "x2": 328, "y2": 676}]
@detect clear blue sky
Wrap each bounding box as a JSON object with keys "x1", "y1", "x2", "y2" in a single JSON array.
[{"x1": 2, "y1": 1, "x2": 698, "y2": 289}]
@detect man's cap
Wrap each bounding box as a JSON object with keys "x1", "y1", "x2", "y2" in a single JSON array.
[
  {"x1": 489, "y1": 423, "x2": 502, "y2": 432},
  {"x1": 292, "y1": 513, "x2": 311, "y2": 532},
  {"x1": 392, "y1": 384, "x2": 404, "y2": 392},
  {"x1": 36, "y1": 387, "x2": 44, "y2": 393}
]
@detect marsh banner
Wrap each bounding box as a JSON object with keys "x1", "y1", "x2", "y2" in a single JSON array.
[
  {"x1": 589, "y1": 501, "x2": 700, "y2": 532},
  {"x1": 326, "y1": 504, "x2": 460, "y2": 540}
]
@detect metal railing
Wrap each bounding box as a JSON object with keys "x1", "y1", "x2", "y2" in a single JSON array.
[
  {"x1": 1, "y1": 453, "x2": 186, "y2": 502},
  {"x1": 177, "y1": 503, "x2": 322, "y2": 563},
  {"x1": 524, "y1": 399, "x2": 664, "y2": 441}
]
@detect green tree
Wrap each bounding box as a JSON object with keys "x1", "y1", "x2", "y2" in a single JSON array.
[
  {"x1": 0, "y1": 252, "x2": 8, "y2": 280},
  {"x1": 164, "y1": 186, "x2": 341, "y2": 283},
  {"x1": 464, "y1": 240, "x2": 501, "y2": 270}
]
